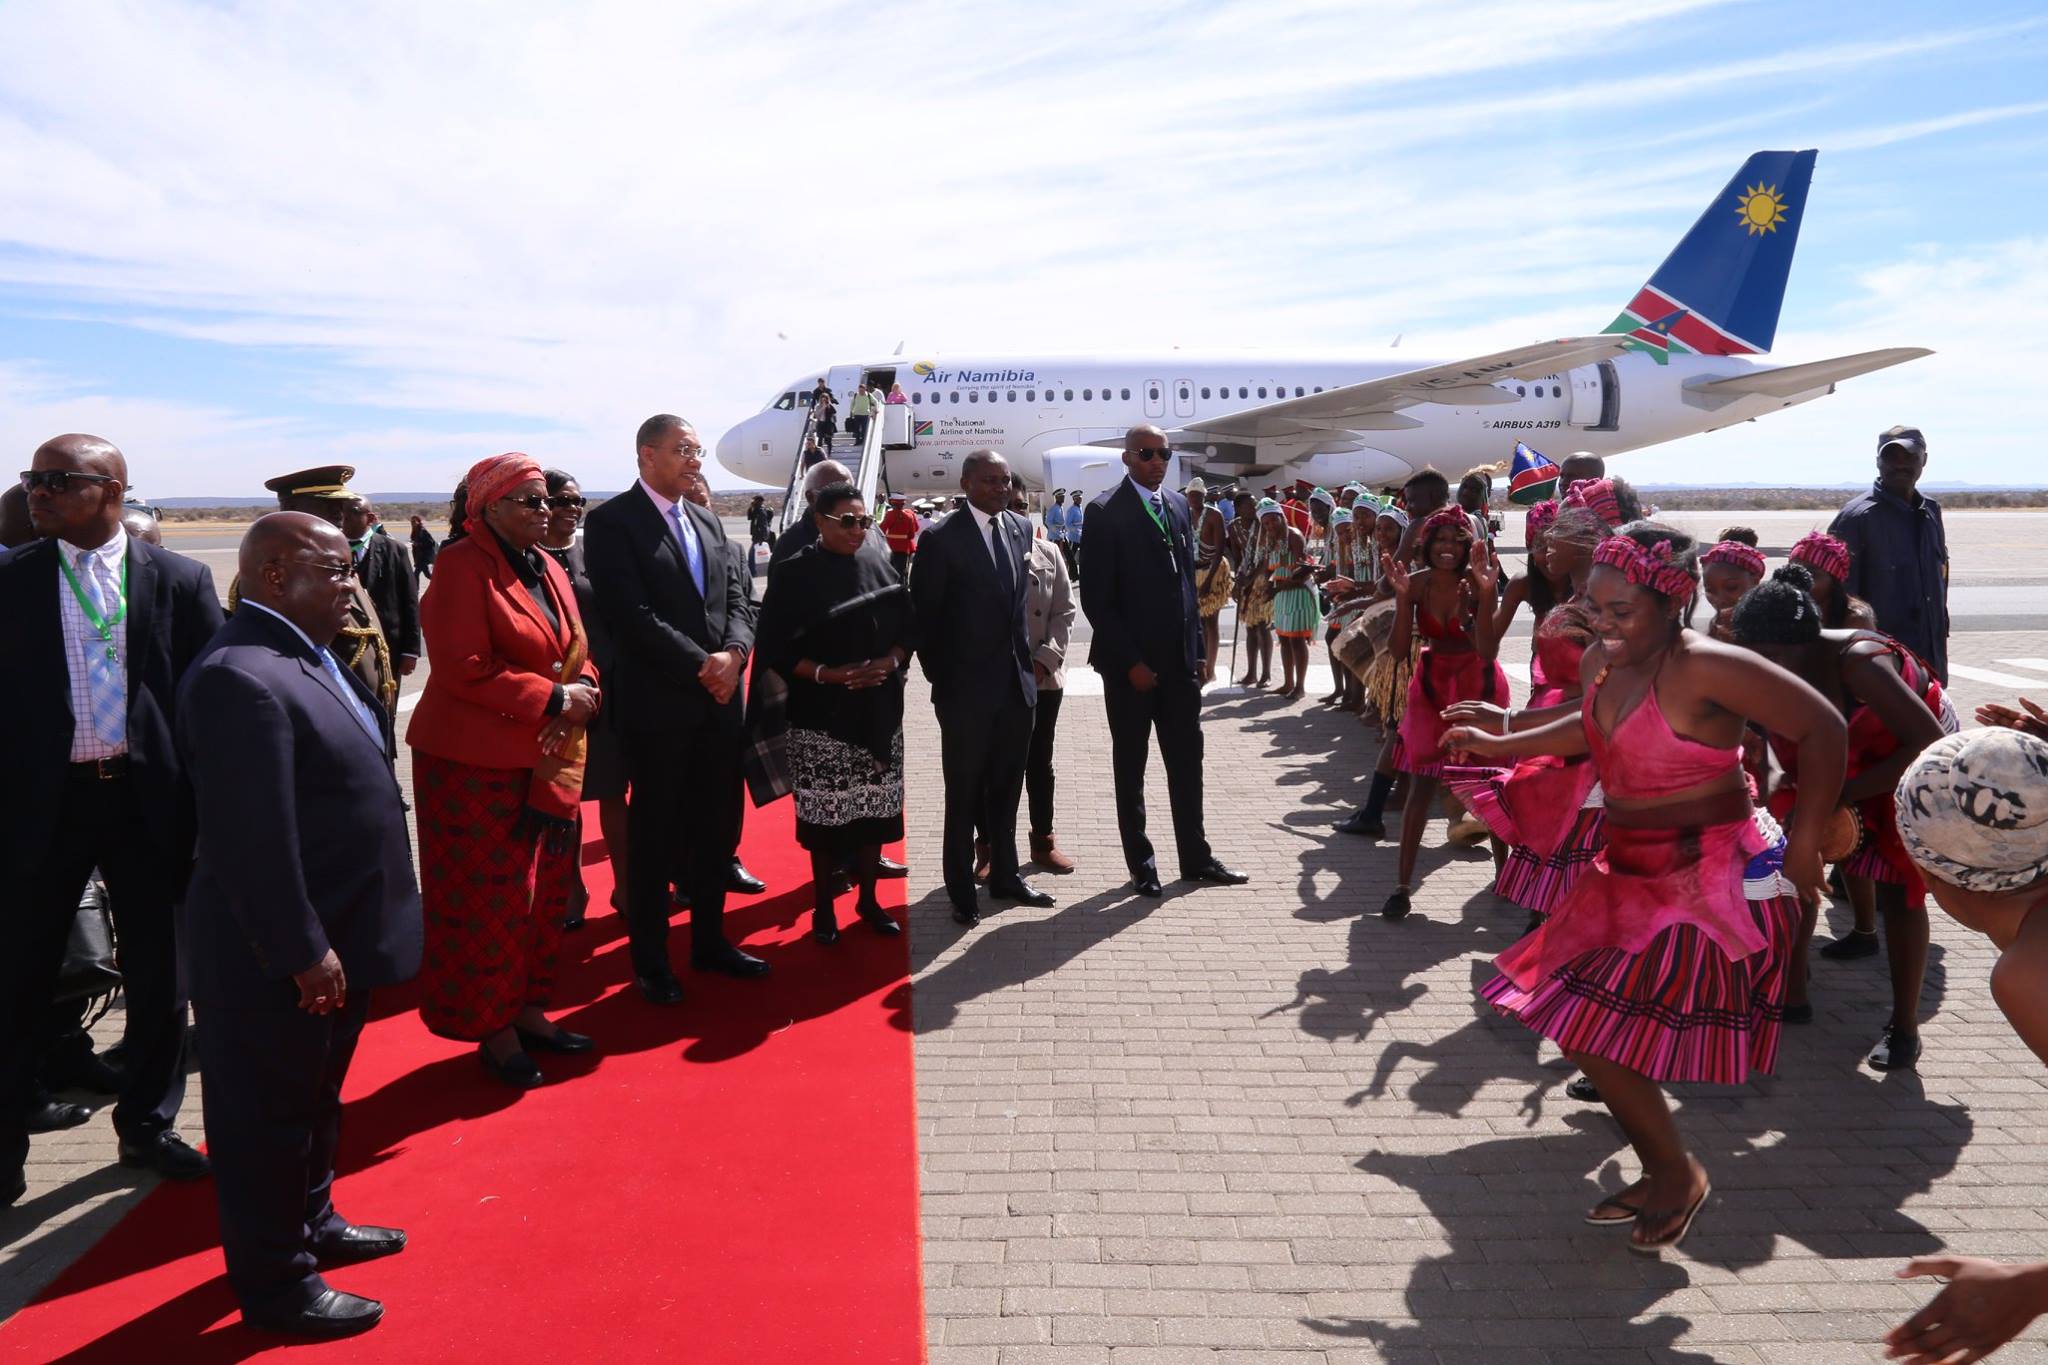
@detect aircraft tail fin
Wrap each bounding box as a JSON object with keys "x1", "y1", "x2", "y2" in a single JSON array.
[{"x1": 1604, "y1": 149, "x2": 1817, "y2": 363}]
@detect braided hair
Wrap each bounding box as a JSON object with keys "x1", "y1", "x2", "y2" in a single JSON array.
[{"x1": 1730, "y1": 565, "x2": 1823, "y2": 646}]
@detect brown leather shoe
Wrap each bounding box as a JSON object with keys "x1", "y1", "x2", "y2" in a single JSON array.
[
  {"x1": 1030, "y1": 832, "x2": 1075, "y2": 874},
  {"x1": 973, "y1": 838, "x2": 991, "y2": 883}
]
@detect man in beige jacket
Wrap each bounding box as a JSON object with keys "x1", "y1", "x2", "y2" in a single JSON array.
[{"x1": 1018, "y1": 477, "x2": 1077, "y2": 872}]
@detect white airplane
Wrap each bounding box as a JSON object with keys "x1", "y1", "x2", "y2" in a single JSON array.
[{"x1": 715, "y1": 150, "x2": 1928, "y2": 501}]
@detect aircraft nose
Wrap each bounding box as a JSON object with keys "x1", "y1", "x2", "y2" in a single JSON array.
[{"x1": 714, "y1": 420, "x2": 749, "y2": 482}]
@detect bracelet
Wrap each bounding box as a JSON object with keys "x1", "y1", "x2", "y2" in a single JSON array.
[{"x1": 1505, "y1": 708, "x2": 1520, "y2": 734}]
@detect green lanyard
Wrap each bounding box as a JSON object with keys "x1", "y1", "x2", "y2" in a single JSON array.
[
  {"x1": 1139, "y1": 492, "x2": 1170, "y2": 539},
  {"x1": 59, "y1": 551, "x2": 128, "y2": 665}
]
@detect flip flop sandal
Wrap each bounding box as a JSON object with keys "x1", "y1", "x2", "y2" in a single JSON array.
[
  {"x1": 1564, "y1": 1074, "x2": 1602, "y2": 1103},
  {"x1": 1583, "y1": 1187, "x2": 1647, "y2": 1227},
  {"x1": 1629, "y1": 1180, "x2": 1711, "y2": 1256}
]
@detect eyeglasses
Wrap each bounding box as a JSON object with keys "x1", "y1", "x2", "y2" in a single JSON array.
[
  {"x1": 1129, "y1": 448, "x2": 1170, "y2": 464},
  {"x1": 500, "y1": 494, "x2": 548, "y2": 511},
  {"x1": 20, "y1": 470, "x2": 118, "y2": 494},
  {"x1": 546, "y1": 494, "x2": 586, "y2": 510},
  {"x1": 677, "y1": 445, "x2": 705, "y2": 460},
  {"x1": 268, "y1": 556, "x2": 358, "y2": 583},
  {"x1": 821, "y1": 512, "x2": 874, "y2": 530}
]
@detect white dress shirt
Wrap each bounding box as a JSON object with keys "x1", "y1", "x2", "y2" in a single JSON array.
[
  {"x1": 966, "y1": 502, "x2": 1009, "y2": 571},
  {"x1": 59, "y1": 528, "x2": 130, "y2": 762}
]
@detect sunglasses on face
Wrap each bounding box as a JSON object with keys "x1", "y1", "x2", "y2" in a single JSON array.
[
  {"x1": 20, "y1": 469, "x2": 117, "y2": 494},
  {"x1": 1130, "y1": 448, "x2": 1169, "y2": 464},
  {"x1": 268, "y1": 555, "x2": 358, "y2": 584},
  {"x1": 547, "y1": 494, "x2": 586, "y2": 510},
  {"x1": 822, "y1": 512, "x2": 874, "y2": 530},
  {"x1": 500, "y1": 494, "x2": 548, "y2": 511}
]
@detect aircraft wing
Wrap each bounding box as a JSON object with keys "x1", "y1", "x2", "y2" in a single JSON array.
[
  {"x1": 1683, "y1": 347, "x2": 1933, "y2": 401},
  {"x1": 1172, "y1": 335, "x2": 1638, "y2": 441}
]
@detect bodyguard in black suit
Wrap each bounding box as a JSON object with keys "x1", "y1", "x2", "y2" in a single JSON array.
[
  {"x1": 583, "y1": 415, "x2": 764, "y2": 1002},
  {"x1": 178, "y1": 513, "x2": 420, "y2": 1338},
  {"x1": 342, "y1": 498, "x2": 421, "y2": 674},
  {"x1": 1080, "y1": 426, "x2": 1248, "y2": 896},
  {"x1": 0, "y1": 435, "x2": 225, "y2": 1206},
  {"x1": 911, "y1": 450, "x2": 1055, "y2": 925}
]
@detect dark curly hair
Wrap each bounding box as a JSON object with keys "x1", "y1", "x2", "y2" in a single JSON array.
[{"x1": 1731, "y1": 565, "x2": 1823, "y2": 646}]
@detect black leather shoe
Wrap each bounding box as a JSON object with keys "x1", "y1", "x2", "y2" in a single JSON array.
[
  {"x1": 28, "y1": 1099, "x2": 95, "y2": 1133},
  {"x1": 813, "y1": 908, "x2": 840, "y2": 945},
  {"x1": 1181, "y1": 859, "x2": 1249, "y2": 886},
  {"x1": 950, "y1": 902, "x2": 982, "y2": 927},
  {"x1": 1380, "y1": 890, "x2": 1413, "y2": 921},
  {"x1": 2, "y1": 1168, "x2": 24, "y2": 1209},
  {"x1": 1336, "y1": 810, "x2": 1386, "y2": 839},
  {"x1": 45, "y1": 1049, "x2": 125, "y2": 1096},
  {"x1": 877, "y1": 857, "x2": 909, "y2": 879},
  {"x1": 514, "y1": 1025, "x2": 595, "y2": 1054},
  {"x1": 1132, "y1": 875, "x2": 1164, "y2": 898},
  {"x1": 856, "y1": 899, "x2": 902, "y2": 935},
  {"x1": 634, "y1": 971, "x2": 685, "y2": 1005},
  {"x1": 1869, "y1": 1024, "x2": 1921, "y2": 1072},
  {"x1": 691, "y1": 946, "x2": 771, "y2": 978},
  {"x1": 245, "y1": 1289, "x2": 384, "y2": 1339},
  {"x1": 727, "y1": 860, "x2": 767, "y2": 895},
  {"x1": 313, "y1": 1223, "x2": 407, "y2": 1267},
  {"x1": 478, "y1": 1044, "x2": 544, "y2": 1089},
  {"x1": 117, "y1": 1131, "x2": 210, "y2": 1181},
  {"x1": 987, "y1": 879, "x2": 1054, "y2": 907}
]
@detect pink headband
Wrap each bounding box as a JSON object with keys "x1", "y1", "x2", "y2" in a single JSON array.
[
  {"x1": 1524, "y1": 499, "x2": 1559, "y2": 540},
  {"x1": 1564, "y1": 478, "x2": 1622, "y2": 530},
  {"x1": 464, "y1": 452, "x2": 544, "y2": 532},
  {"x1": 1700, "y1": 540, "x2": 1765, "y2": 580},
  {"x1": 1419, "y1": 504, "x2": 1473, "y2": 544},
  {"x1": 1789, "y1": 530, "x2": 1850, "y2": 583},
  {"x1": 1592, "y1": 533, "x2": 1696, "y2": 598}
]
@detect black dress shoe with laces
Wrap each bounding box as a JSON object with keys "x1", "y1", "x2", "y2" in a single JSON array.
[
  {"x1": 987, "y1": 879, "x2": 1054, "y2": 907},
  {"x1": 514, "y1": 1025, "x2": 595, "y2": 1054},
  {"x1": 313, "y1": 1223, "x2": 407, "y2": 1267},
  {"x1": 118, "y1": 1131, "x2": 211, "y2": 1181},
  {"x1": 950, "y1": 902, "x2": 982, "y2": 927},
  {"x1": 1181, "y1": 859, "x2": 1249, "y2": 886},
  {"x1": 635, "y1": 971, "x2": 686, "y2": 1005},
  {"x1": 244, "y1": 1289, "x2": 384, "y2": 1339},
  {"x1": 1132, "y1": 874, "x2": 1165, "y2": 898},
  {"x1": 877, "y1": 857, "x2": 909, "y2": 879},
  {"x1": 727, "y1": 860, "x2": 767, "y2": 895},
  {"x1": 691, "y1": 945, "x2": 771, "y2": 978},
  {"x1": 28, "y1": 1099, "x2": 95, "y2": 1133},
  {"x1": 478, "y1": 1045, "x2": 544, "y2": 1089}
]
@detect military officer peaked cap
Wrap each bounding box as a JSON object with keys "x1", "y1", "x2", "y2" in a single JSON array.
[{"x1": 264, "y1": 464, "x2": 359, "y2": 502}]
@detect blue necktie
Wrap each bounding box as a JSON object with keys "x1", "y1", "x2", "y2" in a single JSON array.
[
  {"x1": 318, "y1": 646, "x2": 384, "y2": 743},
  {"x1": 80, "y1": 553, "x2": 126, "y2": 747},
  {"x1": 668, "y1": 503, "x2": 706, "y2": 595}
]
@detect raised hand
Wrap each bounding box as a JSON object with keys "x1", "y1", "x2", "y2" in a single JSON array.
[
  {"x1": 1381, "y1": 552, "x2": 1411, "y2": 599},
  {"x1": 1467, "y1": 539, "x2": 1498, "y2": 598},
  {"x1": 1977, "y1": 696, "x2": 2048, "y2": 740},
  {"x1": 1443, "y1": 700, "x2": 1510, "y2": 735}
]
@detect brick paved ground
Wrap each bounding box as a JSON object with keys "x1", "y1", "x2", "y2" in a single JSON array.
[{"x1": 11, "y1": 609, "x2": 2048, "y2": 1360}]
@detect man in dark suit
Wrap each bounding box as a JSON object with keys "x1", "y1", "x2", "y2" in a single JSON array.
[
  {"x1": 1080, "y1": 426, "x2": 1248, "y2": 897},
  {"x1": 583, "y1": 414, "x2": 765, "y2": 1003},
  {"x1": 912, "y1": 450, "x2": 1055, "y2": 925},
  {"x1": 0, "y1": 435, "x2": 224, "y2": 1208},
  {"x1": 257, "y1": 466, "x2": 397, "y2": 715},
  {"x1": 341, "y1": 496, "x2": 421, "y2": 679},
  {"x1": 178, "y1": 512, "x2": 420, "y2": 1338}
]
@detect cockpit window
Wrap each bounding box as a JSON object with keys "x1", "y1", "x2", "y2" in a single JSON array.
[{"x1": 772, "y1": 392, "x2": 797, "y2": 411}]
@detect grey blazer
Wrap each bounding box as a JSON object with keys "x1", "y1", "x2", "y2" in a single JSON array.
[{"x1": 1024, "y1": 534, "x2": 1075, "y2": 691}]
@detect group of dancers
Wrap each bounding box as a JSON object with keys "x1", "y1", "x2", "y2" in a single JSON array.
[{"x1": 1301, "y1": 461, "x2": 1959, "y2": 1255}]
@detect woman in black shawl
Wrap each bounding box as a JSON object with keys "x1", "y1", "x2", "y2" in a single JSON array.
[{"x1": 754, "y1": 482, "x2": 915, "y2": 943}]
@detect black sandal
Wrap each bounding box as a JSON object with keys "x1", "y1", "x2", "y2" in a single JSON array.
[
  {"x1": 1380, "y1": 889, "x2": 1411, "y2": 921},
  {"x1": 1629, "y1": 1178, "x2": 1711, "y2": 1255}
]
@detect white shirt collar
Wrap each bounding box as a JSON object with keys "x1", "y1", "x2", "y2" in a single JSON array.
[
  {"x1": 638, "y1": 477, "x2": 679, "y2": 517},
  {"x1": 968, "y1": 503, "x2": 1001, "y2": 536},
  {"x1": 1126, "y1": 475, "x2": 1163, "y2": 504},
  {"x1": 239, "y1": 599, "x2": 321, "y2": 656},
  {"x1": 57, "y1": 527, "x2": 127, "y2": 573}
]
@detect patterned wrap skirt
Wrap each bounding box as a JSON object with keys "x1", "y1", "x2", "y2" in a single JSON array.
[
  {"x1": 788, "y1": 726, "x2": 905, "y2": 856},
  {"x1": 1271, "y1": 585, "x2": 1322, "y2": 639},
  {"x1": 1480, "y1": 808, "x2": 1799, "y2": 1085},
  {"x1": 1396, "y1": 648, "x2": 1510, "y2": 779},
  {"x1": 413, "y1": 751, "x2": 573, "y2": 1042}
]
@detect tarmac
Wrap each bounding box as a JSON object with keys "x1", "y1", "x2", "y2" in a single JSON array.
[{"x1": 7, "y1": 510, "x2": 2048, "y2": 1361}]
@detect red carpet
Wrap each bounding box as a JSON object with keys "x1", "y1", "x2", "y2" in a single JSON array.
[{"x1": 2, "y1": 799, "x2": 925, "y2": 1363}]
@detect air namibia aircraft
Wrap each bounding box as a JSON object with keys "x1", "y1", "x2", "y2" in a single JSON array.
[{"x1": 714, "y1": 150, "x2": 1928, "y2": 499}]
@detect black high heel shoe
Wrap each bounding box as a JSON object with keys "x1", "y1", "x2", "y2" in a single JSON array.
[
  {"x1": 855, "y1": 898, "x2": 901, "y2": 936},
  {"x1": 813, "y1": 907, "x2": 840, "y2": 945},
  {"x1": 478, "y1": 1043, "x2": 543, "y2": 1089},
  {"x1": 514, "y1": 1024, "x2": 594, "y2": 1054}
]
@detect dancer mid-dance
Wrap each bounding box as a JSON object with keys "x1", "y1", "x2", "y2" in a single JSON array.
[{"x1": 1443, "y1": 523, "x2": 1844, "y2": 1255}]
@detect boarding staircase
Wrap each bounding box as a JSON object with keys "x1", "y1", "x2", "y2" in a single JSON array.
[{"x1": 770, "y1": 391, "x2": 907, "y2": 535}]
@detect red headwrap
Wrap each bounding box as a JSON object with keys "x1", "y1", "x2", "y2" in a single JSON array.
[
  {"x1": 1418, "y1": 504, "x2": 1474, "y2": 547},
  {"x1": 464, "y1": 452, "x2": 544, "y2": 533},
  {"x1": 1524, "y1": 499, "x2": 1559, "y2": 541},
  {"x1": 1789, "y1": 530, "x2": 1851, "y2": 583},
  {"x1": 1701, "y1": 539, "x2": 1766, "y2": 580},
  {"x1": 1563, "y1": 477, "x2": 1622, "y2": 530},
  {"x1": 1593, "y1": 533, "x2": 1697, "y2": 599}
]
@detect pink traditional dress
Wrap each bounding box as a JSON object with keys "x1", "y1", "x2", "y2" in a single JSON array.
[{"x1": 1395, "y1": 599, "x2": 1510, "y2": 779}]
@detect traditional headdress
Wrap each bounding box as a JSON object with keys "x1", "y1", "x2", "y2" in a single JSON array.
[
  {"x1": 1418, "y1": 504, "x2": 1474, "y2": 545},
  {"x1": 1309, "y1": 486, "x2": 1336, "y2": 508},
  {"x1": 464, "y1": 452, "x2": 544, "y2": 533},
  {"x1": 1524, "y1": 499, "x2": 1559, "y2": 541},
  {"x1": 1592, "y1": 533, "x2": 1696, "y2": 599},
  {"x1": 1377, "y1": 505, "x2": 1410, "y2": 531},
  {"x1": 1563, "y1": 477, "x2": 1622, "y2": 530},
  {"x1": 1789, "y1": 530, "x2": 1851, "y2": 583},
  {"x1": 1330, "y1": 506, "x2": 1353, "y2": 527},
  {"x1": 1255, "y1": 497, "x2": 1283, "y2": 519},
  {"x1": 1896, "y1": 729, "x2": 2048, "y2": 893},
  {"x1": 1701, "y1": 539, "x2": 1767, "y2": 580}
]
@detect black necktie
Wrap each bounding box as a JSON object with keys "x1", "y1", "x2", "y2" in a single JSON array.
[{"x1": 989, "y1": 515, "x2": 1016, "y2": 599}]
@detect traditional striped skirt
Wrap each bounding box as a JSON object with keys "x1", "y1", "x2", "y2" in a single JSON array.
[
  {"x1": 1271, "y1": 585, "x2": 1322, "y2": 639},
  {"x1": 1446, "y1": 759, "x2": 1605, "y2": 916}
]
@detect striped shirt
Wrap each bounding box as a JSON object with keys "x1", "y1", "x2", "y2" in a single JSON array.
[{"x1": 59, "y1": 529, "x2": 130, "y2": 762}]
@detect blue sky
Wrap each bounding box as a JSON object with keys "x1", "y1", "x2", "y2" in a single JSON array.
[{"x1": 2, "y1": 1, "x2": 2045, "y2": 495}]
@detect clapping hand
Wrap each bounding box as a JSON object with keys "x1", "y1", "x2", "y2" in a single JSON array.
[
  {"x1": 1442, "y1": 700, "x2": 1510, "y2": 736},
  {"x1": 1439, "y1": 724, "x2": 1504, "y2": 759},
  {"x1": 1886, "y1": 1256, "x2": 2048, "y2": 1363},
  {"x1": 1466, "y1": 540, "x2": 1498, "y2": 599},
  {"x1": 1380, "y1": 552, "x2": 1412, "y2": 599},
  {"x1": 1978, "y1": 696, "x2": 2048, "y2": 740}
]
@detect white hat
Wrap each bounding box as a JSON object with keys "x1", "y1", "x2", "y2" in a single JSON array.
[
  {"x1": 1897, "y1": 729, "x2": 2048, "y2": 893},
  {"x1": 1184, "y1": 477, "x2": 1208, "y2": 494}
]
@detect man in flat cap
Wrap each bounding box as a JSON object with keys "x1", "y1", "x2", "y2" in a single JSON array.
[
  {"x1": 1829, "y1": 425, "x2": 1950, "y2": 683},
  {"x1": 253, "y1": 466, "x2": 399, "y2": 712}
]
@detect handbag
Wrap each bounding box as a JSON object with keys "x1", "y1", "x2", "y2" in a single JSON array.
[{"x1": 55, "y1": 876, "x2": 122, "y2": 1003}]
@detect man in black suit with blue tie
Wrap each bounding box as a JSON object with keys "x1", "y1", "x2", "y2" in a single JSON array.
[
  {"x1": 912, "y1": 450, "x2": 1056, "y2": 925},
  {"x1": 583, "y1": 414, "x2": 764, "y2": 1002},
  {"x1": 177, "y1": 512, "x2": 422, "y2": 1338},
  {"x1": 0, "y1": 434, "x2": 225, "y2": 1209},
  {"x1": 1080, "y1": 426, "x2": 1248, "y2": 897}
]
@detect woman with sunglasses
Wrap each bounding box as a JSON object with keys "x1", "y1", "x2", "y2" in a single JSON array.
[
  {"x1": 407, "y1": 454, "x2": 602, "y2": 1087},
  {"x1": 753, "y1": 482, "x2": 914, "y2": 944}
]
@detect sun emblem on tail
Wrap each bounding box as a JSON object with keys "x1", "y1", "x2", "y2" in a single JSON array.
[{"x1": 1735, "y1": 183, "x2": 1788, "y2": 235}]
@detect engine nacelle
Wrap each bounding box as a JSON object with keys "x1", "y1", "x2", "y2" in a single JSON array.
[{"x1": 1038, "y1": 445, "x2": 1184, "y2": 503}]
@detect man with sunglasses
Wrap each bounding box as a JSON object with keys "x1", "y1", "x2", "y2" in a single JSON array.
[
  {"x1": 1, "y1": 434, "x2": 227, "y2": 1207},
  {"x1": 341, "y1": 497, "x2": 420, "y2": 681},
  {"x1": 1079, "y1": 426, "x2": 1248, "y2": 898}
]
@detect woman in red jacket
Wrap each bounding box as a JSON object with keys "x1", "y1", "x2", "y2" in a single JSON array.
[{"x1": 408, "y1": 453, "x2": 601, "y2": 1088}]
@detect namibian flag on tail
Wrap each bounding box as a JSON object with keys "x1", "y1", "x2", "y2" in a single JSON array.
[
  {"x1": 1602, "y1": 149, "x2": 1816, "y2": 364},
  {"x1": 1507, "y1": 443, "x2": 1559, "y2": 505}
]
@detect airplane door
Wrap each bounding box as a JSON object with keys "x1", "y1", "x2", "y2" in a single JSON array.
[
  {"x1": 1172, "y1": 378, "x2": 1195, "y2": 419},
  {"x1": 1144, "y1": 379, "x2": 1165, "y2": 419}
]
